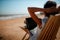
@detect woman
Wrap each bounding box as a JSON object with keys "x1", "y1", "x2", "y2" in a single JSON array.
[{"x1": 28, "y1": 1, "x2": 59, "y2": 40}]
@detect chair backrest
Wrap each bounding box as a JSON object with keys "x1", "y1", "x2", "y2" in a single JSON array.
[{"x1": 37, "y1": 15, "x2": 60, "y2": 40}]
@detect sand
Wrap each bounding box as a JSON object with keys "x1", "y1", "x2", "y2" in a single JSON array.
[
  {"x1": 0, "y1": 16, "x2": 29, "y2": 40},
  {"x1": 0, "y1": 16, "x2": 60, "y2": 40}
]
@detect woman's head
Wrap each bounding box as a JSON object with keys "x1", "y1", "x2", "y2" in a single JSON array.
[
  {"x1": 44, "y1": 1, "x2": 57, "y2": 8},
  {"x1": 44, "y1": 1, "x2": 58, "y2": 17}
]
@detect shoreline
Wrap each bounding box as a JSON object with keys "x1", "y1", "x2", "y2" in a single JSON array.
[{"x1": 0, "y1": 15, "x2": 30, "y2": 20}]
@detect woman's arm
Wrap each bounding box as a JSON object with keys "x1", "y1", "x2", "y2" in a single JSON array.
[
  {"x1": 45, "y1": 6, "x2": 60, "y2": 13},
  {"x1": 28, "y1": 7, "x2": 59, "y2": 28},
  {"x1": 28, "y1": 7, "x2": 45, "y2": 12},
  {"x1": 28, "y1": 7, "x2": 43, "y2": 28}
]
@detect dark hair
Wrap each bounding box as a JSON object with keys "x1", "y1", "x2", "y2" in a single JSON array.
[
  {"x1": 44, "y1": 1, "x2": 58, "y2": 17},
  {"x1": 44, "y1": 1, "x2": 57, "y2": 8},
  {"x1": 25, "y1": 18, "x2": 41, "y2": 30}
]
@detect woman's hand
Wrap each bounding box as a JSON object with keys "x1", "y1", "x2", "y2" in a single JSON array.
[{"x1": 45, "y1": 6, "x2": 59, "y2": 13}]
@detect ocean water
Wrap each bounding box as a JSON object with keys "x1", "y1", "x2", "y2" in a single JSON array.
[{"x1": 0, "y1": 14, "x2": 30, "y2": 20}]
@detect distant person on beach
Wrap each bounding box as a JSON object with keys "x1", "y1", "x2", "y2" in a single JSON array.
[{"x1": 28, "y1": 1, "x2": 59, "y2": 40}]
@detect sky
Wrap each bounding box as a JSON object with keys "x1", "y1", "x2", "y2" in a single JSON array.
[{"x1": 0, "y1": 0, "x2": 60, "y2": 15}]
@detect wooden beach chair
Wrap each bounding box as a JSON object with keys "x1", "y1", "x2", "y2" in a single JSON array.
[{"x1": 37, "y1": 15, "x2": 60, "y2": 40}]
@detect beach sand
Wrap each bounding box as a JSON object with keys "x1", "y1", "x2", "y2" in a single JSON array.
[
  {"x1": 0, "y1": 16, "x2": 60, "y2": 40},
  {"x1": 0, "y1": 16, "x2": 29, "y2": 40}
]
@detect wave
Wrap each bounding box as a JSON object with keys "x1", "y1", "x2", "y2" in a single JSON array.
[{"x1": 0, "y1": 14, "x2": 29, "y2": 20}]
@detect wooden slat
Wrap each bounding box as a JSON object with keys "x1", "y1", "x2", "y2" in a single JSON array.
[{"x1": 37, "y1": 15, "x2": 60, "y2": 40}]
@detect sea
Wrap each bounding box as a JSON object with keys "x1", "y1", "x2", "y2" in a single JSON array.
[{"x1": 0, "y1": 14, "x2": 30, "y2": 20}]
